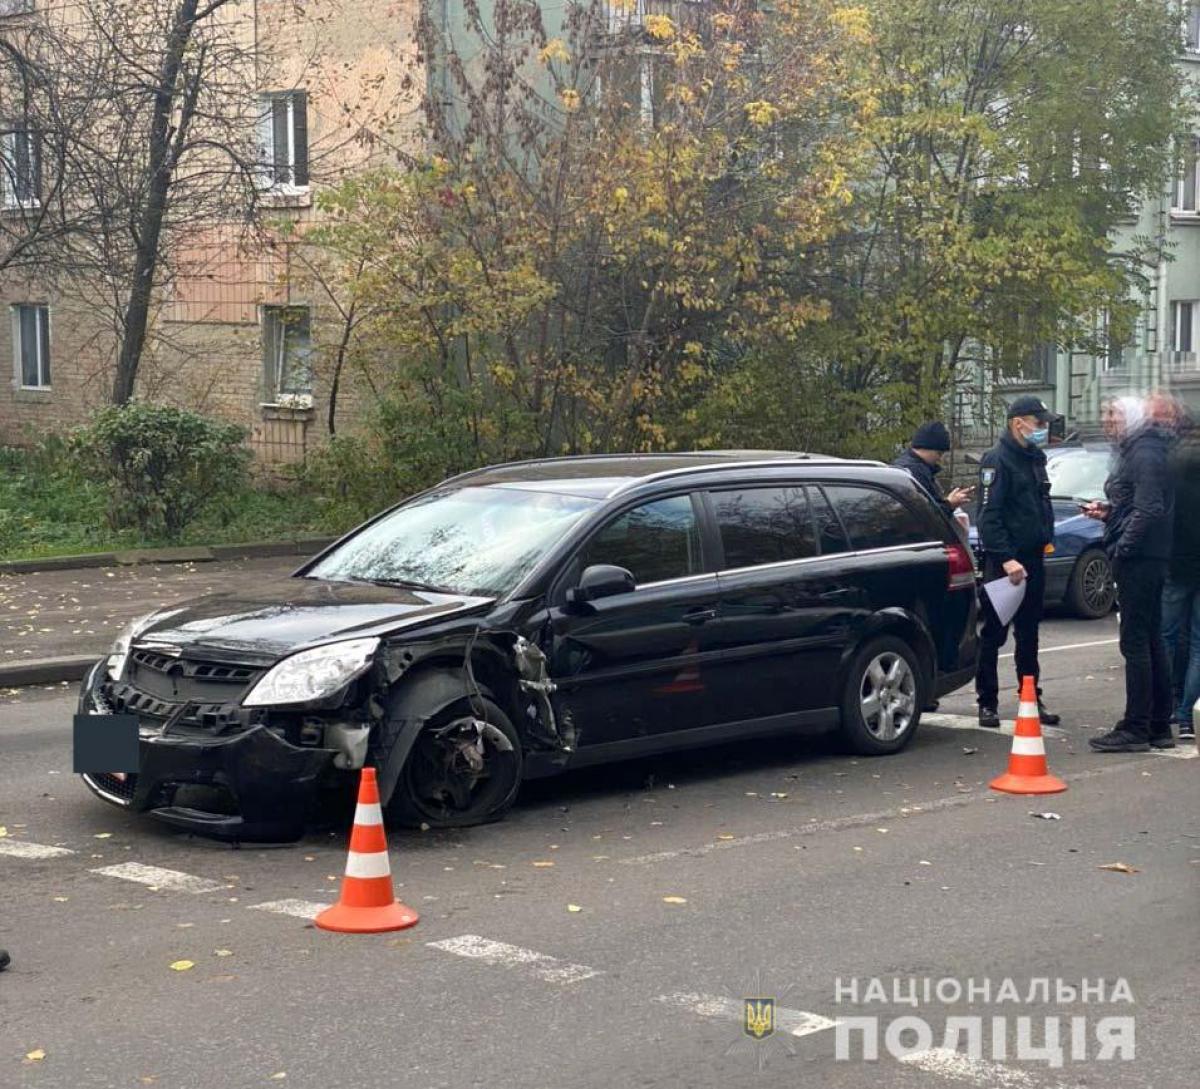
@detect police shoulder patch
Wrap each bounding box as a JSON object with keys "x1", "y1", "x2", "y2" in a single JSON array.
[{"x1": 980, "y1": 467, "x2": 996, "y2": 486}]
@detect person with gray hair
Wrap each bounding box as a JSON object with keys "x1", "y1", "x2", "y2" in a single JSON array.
[{"x1": 1082, "y1": 395, "x2": 1176, "y2": 751}]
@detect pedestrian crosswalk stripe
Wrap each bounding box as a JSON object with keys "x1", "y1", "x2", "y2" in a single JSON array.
[
  {"x1": 0, "y1": 840, "x2": 74, "y2": 859},
  {"x1": 657, "y1": 992, "x2": 836, "y2": 1038},
  {"x1": 428, "y1": 935, "x2": 601, "y2": 984},
  {"x1": 248, "y1": 899, "x2": 331, "y2": 920},
  {"x1": 91, "y1": 862, "x2": 224, "y2": 894}
]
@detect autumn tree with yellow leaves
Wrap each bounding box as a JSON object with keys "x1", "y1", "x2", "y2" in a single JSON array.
[
  {"x1": 301, "y1": 0, "x2": 872, "y2": 506},
  {"x1": 303, "y1": 0, "x2": 1187, "y2": 508}
]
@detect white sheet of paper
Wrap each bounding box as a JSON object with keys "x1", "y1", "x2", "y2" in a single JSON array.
[{"x1": 983, "y1": 575, "x2": 1026, "y2": 627}]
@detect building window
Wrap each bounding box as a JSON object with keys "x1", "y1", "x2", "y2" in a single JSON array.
[
  {"x1": 262, "y1": 305, "x2": 313, "y2": 402},
  {"x1": 256, "y1": 91, "x2": 309, "y2": 191},
  {"x1": 0, "y1": 127, "x2": 39, "y2": 208},
  {"x1": 1174, "y1": 137, "x2": 1199, "y2": 212},
  {"x1": 11, "y1": 303, "x2": 50, "y2": 389},
  {"x1": 1171, "y1": 300, "x2": 1195, "y2": 354},
  {"x1": 1186, "y1": 3, "x2": 1200, "y2": 53}
]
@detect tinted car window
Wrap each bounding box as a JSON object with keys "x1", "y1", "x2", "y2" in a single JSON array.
[
  {"x1": 579, "y1": 495, "x2": 702, "y2": 585},
  {"x1": 821, "y1": 485, "x2": 929, "y2": 551},
  {"x1": 811, "y1": 487, "x2": 852, "y2": 555},
  {"x1": 711, "y1": 487, "x2": 817, "y2": 568}
]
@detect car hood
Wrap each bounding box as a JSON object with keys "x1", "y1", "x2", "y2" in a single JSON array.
[
  {"x1": 967, "y1": 499, "x2": 1101, "y2": 550},
  {"x1": 132, "y1": 577, "x2": 494, "y2": 661}
]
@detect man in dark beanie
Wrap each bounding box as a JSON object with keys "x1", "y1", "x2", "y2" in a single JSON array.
[{"x1": 892, "y1": 421, "x2": 973, "y2": 519}]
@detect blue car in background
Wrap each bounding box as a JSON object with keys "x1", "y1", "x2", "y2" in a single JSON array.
[{"x1": 968, "y1": 444, "x2": 1115, "y2": 620}]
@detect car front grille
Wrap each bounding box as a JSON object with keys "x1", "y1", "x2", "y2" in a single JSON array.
[
  {"x1": 103, "y1": 648, "x2": 267, "y2": 734},
  {"x1": 86, "y1": 772, "x2": 138, "y2": 804}
]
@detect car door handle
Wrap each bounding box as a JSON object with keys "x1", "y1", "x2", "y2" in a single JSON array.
[{"x1": 683, "y1": 607, "x2": 717, "y2": 624}]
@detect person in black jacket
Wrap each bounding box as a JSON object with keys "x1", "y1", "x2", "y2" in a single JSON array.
[
  {"x1": 1083, "y1": 396, "x2": 1176, "y2": 751},
  {"x1": 974, "y1": 396, "x2": 1060, "y2": 728},
  {"x1": 1159, "y1": 404, "x2": 1200, "y2": 740},
  {"x1": 892, "y1": 421, "x2": 974, "y2": 519}
]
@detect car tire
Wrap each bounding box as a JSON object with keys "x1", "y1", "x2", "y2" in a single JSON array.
[
  {"x1": 839, "y1": 635, "x2": 924, "y2": 756},
  {"x1": 385, "y1": 695, "x2": 523, "y2": 830},
  {"x1": 1066, "y1": 548, "x2": 1115, "y2": 620}
]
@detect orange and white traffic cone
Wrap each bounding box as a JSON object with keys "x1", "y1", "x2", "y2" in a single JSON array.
[
  {"x1": 990, "y1": 675, "x2": 1067, "y2": 796},
  {"x1": 315, "y1": 767, "x2": 419, "y2": 934}
]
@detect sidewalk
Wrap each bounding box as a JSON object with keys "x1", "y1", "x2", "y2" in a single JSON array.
[{"x1": 0, "y1": 555, "x2": 308, "y2": 687}]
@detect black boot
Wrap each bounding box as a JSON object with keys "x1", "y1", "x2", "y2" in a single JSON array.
[
  {"x1": 1037, "y1": 694, "x2": 1060, "y2": 727},
  {"x1": 978, "y1": 706, "x2": 1001, "y2": 729},
  {"x1": 0, "y1": 949, "x2": 9, "y2": 972},
  {"x1": 1089, "y1": 727, "x2": 1150, "y2": 753},
  {"x1": 1148, "y1": 725, "x2": 1176, "y2": 750}
]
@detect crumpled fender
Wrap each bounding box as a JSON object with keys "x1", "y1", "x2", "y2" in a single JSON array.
[
  {"x1": 375, "y1": 669, "x2": 480, "y2": 806},
  {"x1": 838, "y1": 606, "x2": 937, "y2": 683}
]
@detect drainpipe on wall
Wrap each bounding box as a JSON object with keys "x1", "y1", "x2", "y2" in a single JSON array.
[{"x1": 1154, "y1": 189, "x2": 1168, "y2": 394}]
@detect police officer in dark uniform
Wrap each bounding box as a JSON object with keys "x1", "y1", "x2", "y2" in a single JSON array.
[{"x1": 975, "y1": 395, "x2": 1060, "y2": 728}]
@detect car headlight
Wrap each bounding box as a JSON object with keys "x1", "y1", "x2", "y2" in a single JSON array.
[
  {"x1": 106, "y1": 612, "x2": 161, "y2": 681},
  {"x1": 242, "y1": 637, "x2": 380, "y2": 708}
]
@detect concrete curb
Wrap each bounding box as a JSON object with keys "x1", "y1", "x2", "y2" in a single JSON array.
[
  {"x1": 0, "y1": 536, "x2": 337, "y2": 576},
  {"x1": 0, "y1": 656, "x2": 97, "y2": 688}
]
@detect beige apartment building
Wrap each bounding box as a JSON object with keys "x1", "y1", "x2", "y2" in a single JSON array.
[{"x1": 0, "y1": 0, "x2": 422, "y2": 465}]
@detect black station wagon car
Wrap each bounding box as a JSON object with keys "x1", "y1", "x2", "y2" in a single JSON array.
[{"x1": 79, "y1": 452, "x2": 979, "y2": 840}]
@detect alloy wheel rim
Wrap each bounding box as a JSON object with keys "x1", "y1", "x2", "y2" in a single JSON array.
[
  {"x1": 859, "y1": 652, "x2": 917, "y2": 741},
  {"x1": 1082, "y1": 557, "x2": 1114, "y2": 613}
]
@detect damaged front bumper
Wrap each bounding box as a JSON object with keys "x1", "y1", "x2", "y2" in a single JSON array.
[{"x1": 77, "y1": 662, "x2": 359, "y2": 842}]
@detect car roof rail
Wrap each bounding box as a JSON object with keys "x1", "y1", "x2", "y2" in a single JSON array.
[
  {"x1": 436, "y1": 451, "x2": 806, "y2": 489},
  {"x1": 611, "y1": 456, "x2": 890, "y2": 495}
]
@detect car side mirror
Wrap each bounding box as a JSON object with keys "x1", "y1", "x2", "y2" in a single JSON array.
[{"x1": 567, "y1": 564, "x2": 636, "y2": 607}]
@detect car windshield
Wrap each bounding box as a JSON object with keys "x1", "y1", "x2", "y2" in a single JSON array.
[
  {"x1": 1046, "y1": 449, "x2": 1111, "y2": 501},
  {"x1": 307, "y1": 485, "x2": 600, "y2": 597}
]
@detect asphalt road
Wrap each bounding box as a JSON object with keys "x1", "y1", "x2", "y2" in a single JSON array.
[{"x1": 1, "y1": 615, "x2": 1196, "y2": 1089}]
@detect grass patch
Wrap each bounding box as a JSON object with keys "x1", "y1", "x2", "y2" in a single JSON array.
[{"x1": 0, "y1": 444, "x2": 356, "y2": 561}]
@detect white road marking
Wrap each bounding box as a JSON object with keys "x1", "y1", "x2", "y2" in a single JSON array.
[
  {"x1": 924, "y1": 713, "x2": 1066, "y2": 739},
  {"x1": 91, "y1": 862, "x2": 224, "y2": 894},
  {"x1": 0, "y1": 840, "x2": 74, "y2": 860},
  {"x1": 249, "y1": 899, "x2": 330, "y2": 921},
  {"x1": 657, "y1": 992, "x2": 836, "y2": 1038},
  {"x1": 899, "y1": 1047, "x2": 1037, "y2": 1087},
  {"x1": 1001, "y1": 637, "x2": 1118, "y2": 659},
  {"x1": 427, "y1": 935, "x2": 601, "y2": 984},
  {"x1": 620, "y1": 759, "x2": 1152, "y2": 865},
  {"x1": 1149, "y1": 744, "x2": 1199, "y2": 760}
]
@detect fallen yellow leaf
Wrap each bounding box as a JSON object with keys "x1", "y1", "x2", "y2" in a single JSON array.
[
  {"x1": 270, "y1": 1074, "x2": 287, "y2": 1080},
  {"x1": 214, "y1": 949, "x2": 233, "y2": 958},
  {"x1": 717, "y1": 834, "x2": 735, "y2": 841},
  {"x1": 1098, "y1": 862, "x2": 1139, "y2": 875},
  {"x1": 25, "y1": 1049, "x2": 46, "y2": 1062},
  {"x1": 0, "y1": 826, "x2": 8, "y2": 837},
  {"x1": 532, "y1": 861, "x2": 555, "y2": 868},
  {"x1": 662, "y1": 896, "x2": 688, "y2": 905},
  {"x1": 169, "y1": 960, "x2": 195, "y2": 972},
  {"x1": 567, "y1": 904, "x2": 583, "y2": 913},
  {"x1": 52, "y1": 896, "x2": 68, "y2": 903}
]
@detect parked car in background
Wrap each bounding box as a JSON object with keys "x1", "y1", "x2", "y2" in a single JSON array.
[
  {"x1": 969, "y1": 444, "x2": 1114, "y2": 619},
  {"x1": 78, "y1": 452, "x2": 979, "y2": 840}
]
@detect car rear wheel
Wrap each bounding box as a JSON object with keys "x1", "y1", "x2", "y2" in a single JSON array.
[
  {"x1": 386, "y1": 696, "x2": 523, "y2": 829},
  {"x1": 839, "y1": 636, "x2": 924, "y2": 755},
  {"x1": 1066, "y1": 548, "x2": 1115, "y2": 620}
]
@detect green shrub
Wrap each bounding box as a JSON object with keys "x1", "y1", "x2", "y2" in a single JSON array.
[{"x1": 73, "y1": 403, "x2": 251, "y2": 541}]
